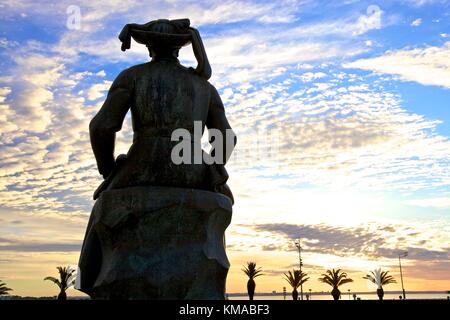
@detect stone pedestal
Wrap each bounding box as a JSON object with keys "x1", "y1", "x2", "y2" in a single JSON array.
[{"x1": 76, "y1": 186, "x2": 232, "y2": 300}]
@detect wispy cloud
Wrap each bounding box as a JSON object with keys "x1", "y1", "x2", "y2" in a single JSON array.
[
  {"x1": 249, "y1": 222, "x2": 449, "y2": 259},
  {"x1": 406, "y1": 196, "x2": 450, "y2": 208},
  {"x1": 0, "y1": 0, "x2": 401, "y2": 218},
  {"x1": 344, "y1": 42, "x2": 450, "y2": 89},
  {"x1": 411, "y1": 18, "x2": 422, "y2": 26},
  {"x1": 226, "y1": 65, "x2": 450, "y2": 194},
  {"x1": 0, "y1": 242, "x2": 81, "y2": 252}
]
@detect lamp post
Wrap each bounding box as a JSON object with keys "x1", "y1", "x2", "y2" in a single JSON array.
[
  {"x1": 294, "y1": 239, "x2": 304, "y2": 300},
  {"x1": 348, "y1": 289, "x2": 351, "y2": 300},
  {"x1": 309, "y1": 288, "x2": 312, "y2": 300},
  {"x1": 398, "y1": 251, "x2": 408, "y2": 300}
]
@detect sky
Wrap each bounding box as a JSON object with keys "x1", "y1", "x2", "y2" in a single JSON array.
[{"x1": 0, "y1": 0, "x2": 449, "y2": 298}]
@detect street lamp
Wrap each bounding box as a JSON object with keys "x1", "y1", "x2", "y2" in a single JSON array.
[
  {"x1": 398, "y1": 251, "x2": 408, "y2": 300},
  {"x1": 309, "y1": 288, "x2": 312, "y2": 300},
  {"x1": 294, "y1": 239, "x2": 304, "y2": 300},
  {"x1": 348, "y1": 289, "x2": 351, "y2": 300}
]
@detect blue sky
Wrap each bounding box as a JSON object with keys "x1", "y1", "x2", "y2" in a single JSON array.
[{"x1": 0, "y1": 0, "x2": 449, "y2": 296}]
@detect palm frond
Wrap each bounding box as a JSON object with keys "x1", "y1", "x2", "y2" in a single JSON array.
[
  {"x1": 45, "y1": 266, "x2": 77, "y2": 291},
  {"x1": 0, "y1": 281, "x2": 13, "y2": 295},
  {"x1": 242, "y1": 262, "x2": 263, "y2": 280},
  {"x1": 318, "y1": 269, "x2": 353, "y2": 288},
  {"x1": 363, "y1": 271, "x2": 377, "y2": 284},
  {"x1": 338, "y1": 278, "x2": 354, "y2": 285},
  {"x1": 364, "y1": 269, "x2": 396, "y2": 288},
  {"x1": 44, "y1": 276, "x2": 62, "y2": 289},
  {"x1": 380, "y1": 270, "x2": 397, "y2": 286},
  {"x1": 299, "y1": 276, "x2": 310, "y2": 286},
  {"x1": 283, "y1": 269, "x2": 309, "y2": 289},
  {"x1": 318, "y1": 273, "x2": 334, "y2": 286}
]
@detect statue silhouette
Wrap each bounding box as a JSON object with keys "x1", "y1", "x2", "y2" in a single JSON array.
[{"x1": 77, "y1": 19, "x2": 236, "y2": 300}]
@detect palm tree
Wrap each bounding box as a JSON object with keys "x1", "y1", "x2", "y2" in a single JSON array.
[
  {"x1": 44, "y1": 266, "x2": 76, "y2": 300},
  {"x1": 242, "y1": 262, "x2": 263, "y2": 300},
  {"x1": 363, "y1": 268, "x2": 396, "y2": 300},
  {"x1": 0, "y1": 280, "x2": 12, "y2": 296},
  {"x1": 318, "y1": 269, "x2": 353, "y2": 300},
  {"x1": 283, "y1": 269, "x2": 309, "y2": 300}
]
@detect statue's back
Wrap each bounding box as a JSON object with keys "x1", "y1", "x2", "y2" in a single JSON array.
[
  {"x1": 131, "y1": 61, "x2": 211, "y2": 133},
  {"x1": 98, "y1": 60, "x2": 214, "y2": 191}
]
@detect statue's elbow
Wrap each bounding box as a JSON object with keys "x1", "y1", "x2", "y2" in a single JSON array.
[
  {"x1": 89, "y1": 116, "x2": 100, "y2": 136},
  {"x1": 89, "y1": 116, "x2": 117, "y2": 136}
]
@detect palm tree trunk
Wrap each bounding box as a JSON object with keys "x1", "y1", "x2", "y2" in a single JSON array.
[
  {"x1": 292, "y1": 289, "x2": 298, "y2": 300},
  {"x1": 247, "y1": 279, "x2": 255, "y2": 300},
  {"x1": 377, "y1": 288, "x2": 384, "y2": 300},
  {"x1": 331, "y1": 287, "x2": 340, "y2": 301},
  {"x1": 57, "y1": 290, "x2": 67, "y2": 300}
]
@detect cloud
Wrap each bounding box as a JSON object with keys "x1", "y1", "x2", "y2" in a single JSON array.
[
  {"x1": 2, "y1": 34, "x2": 450, "y2": 226},
  {"x1": 0, "y1": 0, "x2": 406, "y2": 220},
  {"x1": 167, "y1": 0, "x2": 299, "y2": 25},
  {"x1": 0, "y1": 0, "x2": 299, "y2": 30},
  {"x1": 352, "y1": 5, "x2": 383, "y2": 36},
  {"x1": 343, "y1": 42, "x2": 450, "y2": 88},
  {"x1": 0, "y1": 37, "x2": 109, "y2": 216},
  {"x1": 224, "y1": 65, "x2": 450, "y2": 194},
  {"x1": 0, "y1": 242, "x2": 81, "y2": 252},
  {"x1": 0, "y1": 209, "x2": 87, "y2": 253},
  {"x1": 204, "y1": 34, "x2": 366, "y2": 85},
  {"x1": 411, "y1": 18, "x2": 422, "y2": 27},
  {"x1": 0, "y1": 53, "x2": 65, "y2": 133},
  {"x1": 254, "y1": 223, "x2": 383, "y2": 256},
  {"x1": 405, "y1": 0, "x2": 440, "y2": 6},
  {"x1": 85, "y1": 81, "x2": 111, "y2": 101},
  {"x1": 404, "y1": 260, "x2": 450, "y2": 280},
  {"x1": 250, "y1": 222, "x2": 450, "y2": 261},
  {"x1": 406, "y1": 197, "x2": 450, "y2": 208},
  {"x1": 226, "y1": 219, "x2": 449, "y2": 282}
]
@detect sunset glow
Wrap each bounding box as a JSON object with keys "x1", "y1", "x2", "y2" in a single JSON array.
[{"x1": 0, "y1": 0, "x2": 449, "y2": 297}]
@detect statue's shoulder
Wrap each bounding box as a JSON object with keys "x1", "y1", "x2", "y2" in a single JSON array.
[
  {"x1": 118, "y1": 62, "x2": 151, "y2": 78},
  {"x1": 181, "y1": 65, "x2": 214, "y2": 88},
  {"x1": 108, "y1": 64, "x2": 146, "y2": 86},
  {"x1": 116, "y1": 62, "x2": 213, "y2": 89}
]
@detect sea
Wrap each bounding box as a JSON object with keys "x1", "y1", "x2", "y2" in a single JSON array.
[{"x1": 228, "y1": 292, "x2": 449, "y2": 300}]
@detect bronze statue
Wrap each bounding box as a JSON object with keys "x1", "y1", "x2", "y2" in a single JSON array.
[{"x1": 77, "y1": 19, "x2": 236, "y2": 299}]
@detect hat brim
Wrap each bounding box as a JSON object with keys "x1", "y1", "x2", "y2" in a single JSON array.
[{"x1": 131, "y1": 30, "x2": 192, "y2": 48}]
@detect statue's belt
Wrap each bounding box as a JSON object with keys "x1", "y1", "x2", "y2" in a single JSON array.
[{"x1": 133, "y1": 127, "x2": 200, "y2": 143}]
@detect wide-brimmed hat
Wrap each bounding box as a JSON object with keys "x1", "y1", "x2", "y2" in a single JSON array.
[
  {"x1": 119, "y1": 18, "x2": 211, "y2": 80},
  {"x1": 119, "y1": 19, "x2": 192, "y2": 51},
  {"x1": 130, "y1": 30, "x2": 191, "y2": 48}
]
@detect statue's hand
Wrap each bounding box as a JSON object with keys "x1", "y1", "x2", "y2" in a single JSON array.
[
  {"x1": 99, "y1": 162, "x2": 114, "y2": 180},
  {"x1": 101, "y1": 154, "x2": 127, "y2": 179},
  {"x1": 102, "y1": 171, "x2": 112, "y2": 180},
  {"x1": 93, "y1": 154, "x2": 127, "y2": 200}
]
